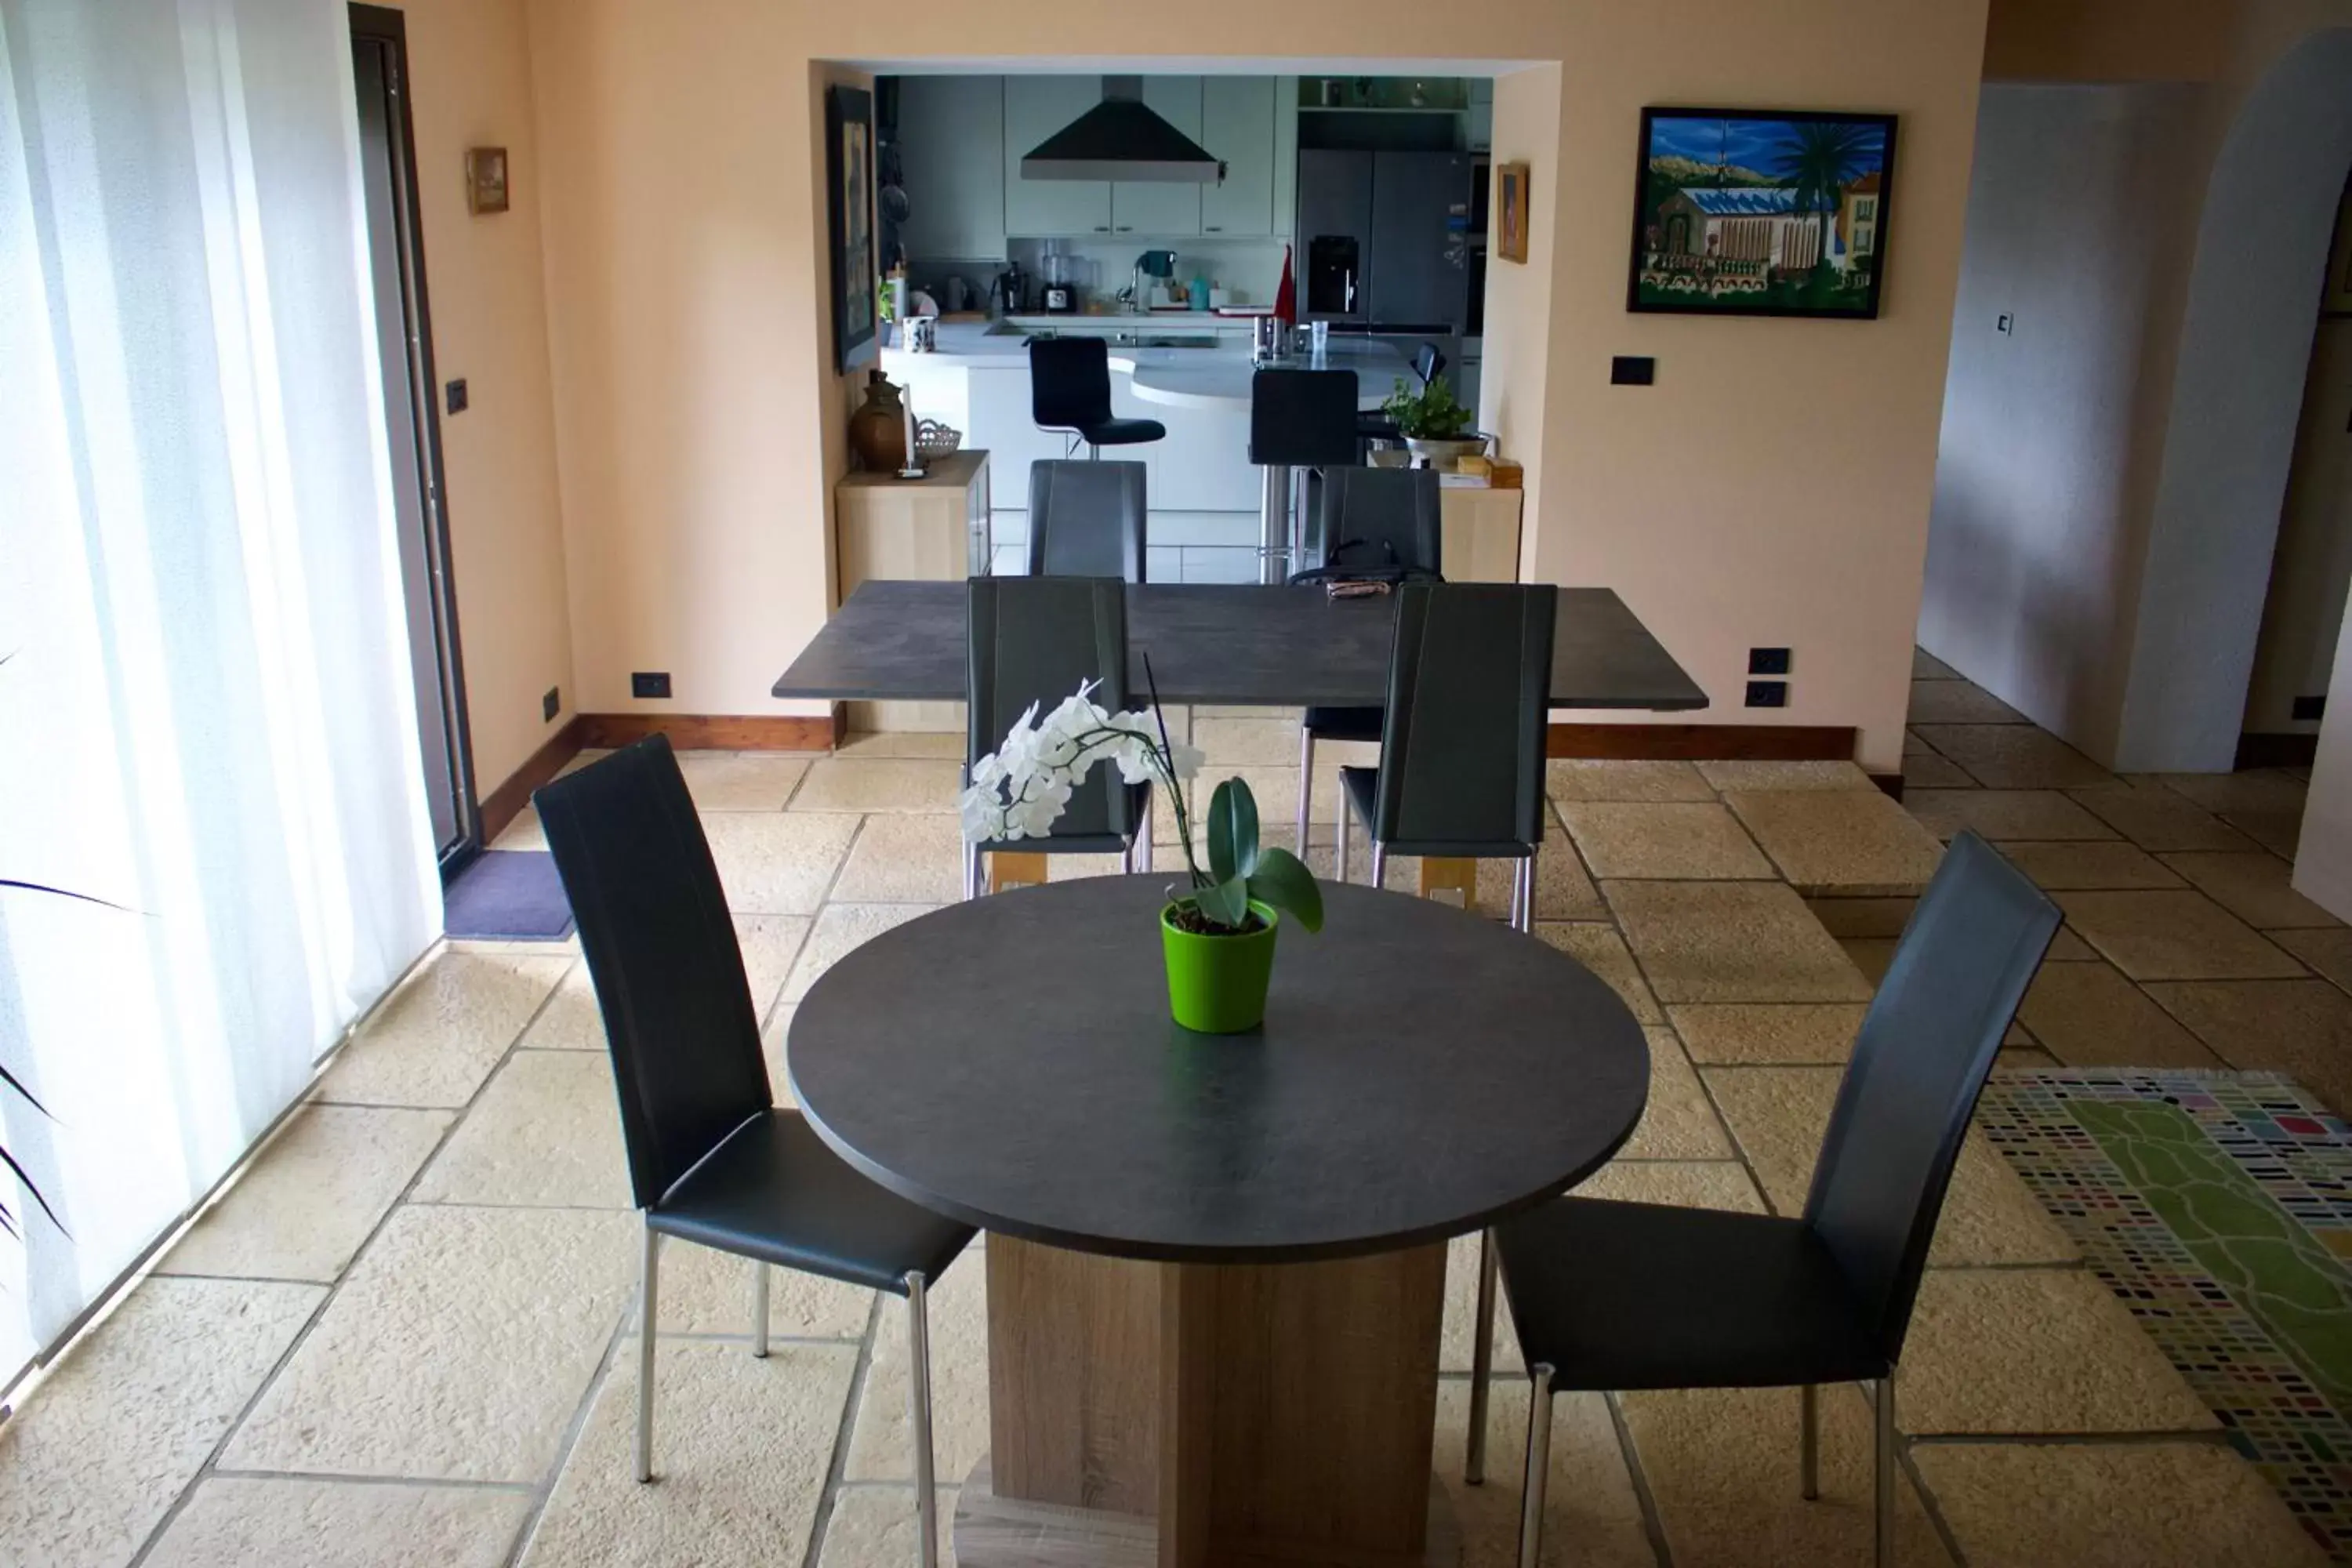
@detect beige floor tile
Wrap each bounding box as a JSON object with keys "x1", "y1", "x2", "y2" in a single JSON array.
[
  {"x1": 2276, "y1": 926, "x2": 2352, "y2": 991},
  {"x1": 655, "y1": 1240, "x2": 873, "y2": 1339},
  {"x1": 2015, "y1": 962, "x2": 2223, "y2": 1070},
  {"x1": 845, "y1": 1254, "x2": 989, "y2": 1483},
  {"x1": 223, "y1": 1206, "x2": 638, "y2": 1483},
  {"x1": 1899, "y1": 1269, "x2": 2216, "y2": 1434},
  {"x1": 1804, "y1": 897, "x2": 1916, "y2": 938},
  {"x1": 143, "y1": 1478, "x2": 532, "y2": 1568},
  {"x1": 1668, "y1": 1003, "x2": 1867, "y2": 1065},
  {"x1": 0, "y1": 1277, "x2": 323, "y2": 1568},
  {"x1": 412, "y1": 1050, "x2": 629, "y2": 1208},
  {"x1": 1726, "y1": 789, "x2": 1944, "y2": 895},
  {"x1": 1474, "y1": 822, "x2": 1606, "y2": 921},
  {"x1": 2159, "y1": 850, "x2": 2341, "y2": 929},
  {"x1": 1904, "y1": 788, "x2": 2115, "y2": 842},
  {"x1": 1621, "y1": 1384, "x2": 1951, "y2": 1568},
  {"x1": 517, "y1": 961, "x2": 601, "y2": 1051},
  {"x1": 1533, "y1": 921, "x2": 1663, "y2": 1024},
  {"x1": 1433, "y1": 1382, "x2": 1656, "y2": 1568},
  {"x1": 673, "y1": 750, "x2": 810, "y2": 811},
  {"x1": 1441, "y1": 1230, "x2": 1522, "y2": 1376},
  {"x1": 2048, "y1": 925, "x2": 2100, "y2": 960},
  {"x1": 736, "y1": 913, "x2": 814, "y2": 1019},
  {"x1": 783, "y1": 902, "x2": 940, "y2": 1004},
  {"x1": 2143, "y1": 979, "x2": 2352, "y2": 1112},
  {"x1": 1994, "y1": 840, "x2": 2185, "y2": 891},
  {"x1": 1703, "y1": 1066, "x2": 2074, "y2": 1265},
  {"x1": 1159, "y1": 764, "x2": 1338, "y2": 848},
  {"x1": 1195, "y1": 713, "x2": 1310, "y2": 764},
  {"x1": 315, "y1": 950, "x2": 568, "y2": 1109},
  {"x1": 1622, "y1": 1027, "x2": 1733, "y2": 1160},
  {"x1": 159, "y1": 1105, "x2": 452, "y2": 1282},
  {"x1": 1908, "y1": 725, "x2": 2115, "y2": 789},
  {"x1": 837, "y1": 730, "x2": 964, "y2": 758},
  {"x1": 2068, "y1": 782, "x2": 2258, "y2": 852},
  {"x1": 1915, "y1": 648, "x2": 1959, "y2": 679},
  {"x1": 1838, "y1": 937, "x2": 1897, "y2": 985},
  {"x1": 489, "y1": 805, "x2": 546, "y2": 851},
  {"x1": 1902, "y1": 750, "x2": 1976, "y2": 789},
  {"x1": 702, "y1": 812, "x2": 861, "y2": 915},
  {"x1": 1695, "y1": 760, "x2": 1876, "y2": 793},
  {"x1": 1918, "y1": 1439, "x2": 2327, "y2": 1568},
  {"x1": 1909, "y1": 680, "x2": 2025, "y2": 724},
  {"x1": 1573, "y1": 1159, "x2": 1765, "y2": 1213},
  {"x1": 1904, "y1": 728, "x2": 1936, "y2": 756},
  {"x1": 1559, "y1": 801, "x2": 1774, "y2": 880},
  {"x1": 520, "y1": 916, "x2": 804, "y2": 1051},
  {"x1": 814, "y1": 1485, "x2": 954, "y2": 1567},
  {"x1": 520, "y1": 1340, "x2": 855, "y2": 1567},
  {"x1": 1998, "y1": 1045, "x2": 2063, "y2": 1069},
  {"x1": 2154, "y1": 768, "x2": 2308, "y2": 816},
  {"x1": 1605, "y1": 880, "x2": 1872, "y2": 1004},
  {"x1": 1545, "y1": 758, "x2": 1714, "y2": 802},
  {"x1": 830, "y1": 814, "x2": 967, "y2": 902},
  {"x1": 2224, "y1": 806, "x2": 2305, "y2": 858},
  {"x1": 788, "y1": 757, "x2": 962, "y2": 814},
  {"x1": 2056, "y1": 889, "x2": 2305, "y2": 980}
]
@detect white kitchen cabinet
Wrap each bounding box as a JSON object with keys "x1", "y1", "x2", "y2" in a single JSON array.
[
  {"x1": 895, "y1": 76, "x2": 1006, "y2": 260},
  {"x1": 1109, "y1": 78, "x2": 1202, "y2": 238},
  {"x1": 1199, "y1": 78, "x2": 1275, "y2": 238},
  {"x1": 1152, "y1": 402, "x2": 1260, "y2": 512},
  {"x1": 1004, "y1": 76, "x2": 1112, "y2": 238},
  {"x1": 963, "y1": 365, "x2": 1065, "y2": 509},
  {"x1": 1271, "y1": 77, "x2": 1298, "y2": 238}
]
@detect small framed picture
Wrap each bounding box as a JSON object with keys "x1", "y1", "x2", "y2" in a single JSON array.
[
  {"x1": 1495, "y1": 162, "x2": 1530, "y2": 264},
  {"x1": 466, "y1": 147, "x2": 509, "y2": 215},
  {"x1": 827, "y1": 85, "x2": 879, "y2": 373}
]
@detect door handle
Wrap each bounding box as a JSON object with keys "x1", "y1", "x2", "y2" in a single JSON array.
[{"x1": 1344, "y1": 270, "x2": 1356, "y2": 311}]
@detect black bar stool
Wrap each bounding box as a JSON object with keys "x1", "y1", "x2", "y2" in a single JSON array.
[
  {"x1": 1249, "y1": 368, "x2": 1361, "y2": 583},
  {"x1": 1029, "y1": 337, "x2": 1164, "y2": 458}
]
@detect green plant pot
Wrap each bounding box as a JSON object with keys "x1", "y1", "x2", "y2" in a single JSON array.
[{"x1": 1160, "y1": 900, "x2": 1280, "y2": 1034}]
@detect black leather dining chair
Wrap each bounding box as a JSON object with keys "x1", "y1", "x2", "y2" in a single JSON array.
[
  {"x1": 1029, "y1": 336, "x2": 1164, "y2": 457},
  {"x1": 1290, "y1": 466, "x2": 1443, "y2": 852},
  {"x1": 964, "y1": 575, "x2": 1151, "y2": 898},
  {"x1": 535, "y1": 737, "x2": 975, "y2": 1567},
  {"x1": 1335, "y1": 583, "x2": 1554, "y2": 930},
  {"x1": 1356, "y1": 340, "x2": 1449, "y2": 446},
  {"x1": 1471, "y1": 831, "x2": 2059, "y2": 1568},
  {"x1": 1028, "y1": 459, "x2": 1148, "y2": 581}
]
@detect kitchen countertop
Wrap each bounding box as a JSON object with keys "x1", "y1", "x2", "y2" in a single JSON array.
[{"x1": 882, "y1": 318, "x2": 1404, "y2": 411}]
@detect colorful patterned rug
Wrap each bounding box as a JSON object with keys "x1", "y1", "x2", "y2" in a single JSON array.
[{"x1": 1978, "y1": 1070, "x2": 2352, "y2": 1562}]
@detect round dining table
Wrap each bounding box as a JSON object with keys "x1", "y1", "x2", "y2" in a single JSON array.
[{"x1": 790, "y1": 876, "x2": 1650, "y2": 1567}]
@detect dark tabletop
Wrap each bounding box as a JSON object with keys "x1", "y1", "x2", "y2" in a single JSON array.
[
  {"x1": 787, "y1": 877, "x2": 1653, "y2": 1264},
  {"x1": 772, "y1": 580, "x2": 1710, "y2": 711}
]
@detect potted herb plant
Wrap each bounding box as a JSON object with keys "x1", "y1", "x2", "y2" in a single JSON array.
[
  {"x1": 959, "y1": 675, "x2": 1322, "y2": 1033},
  {"x1": 1381, "y1": 375, "x2": 1487, "y2": 470}
]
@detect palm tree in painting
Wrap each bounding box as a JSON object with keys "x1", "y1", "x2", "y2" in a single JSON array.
[{"x1": 1769, "y1": 121, "x2": 1878, "y2": 274}]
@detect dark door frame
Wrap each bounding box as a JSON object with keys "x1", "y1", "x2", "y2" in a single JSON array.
[{"x1": 350, "y1": 2, "x2": 479, "y2": 874}]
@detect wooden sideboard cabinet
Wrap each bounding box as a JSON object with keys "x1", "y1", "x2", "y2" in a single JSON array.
[
  {"x1": 834, "y1": 448, "x2": 990, "y2": 733},
  {"x1": 1439, "y1": 486, "x2": 1525, "y2": 582}
]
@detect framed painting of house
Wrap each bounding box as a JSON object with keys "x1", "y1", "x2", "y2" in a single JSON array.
[
  {"x1": 827, "y1": 85, "x2": 878, "y2": 372},
  {"x1": 1628, "y1": 107, "x2": 1897, "y2": 319}
]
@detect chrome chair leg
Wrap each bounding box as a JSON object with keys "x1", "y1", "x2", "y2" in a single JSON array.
[
  {"x1": 1800, "y1": 1382, "x2": 1819, "y2": 1499},
  {"x1": 1336, "y1": 802, "x2": 1351, "y2": 884},
  {"x1": 636, "y1": 1220, "x2": 661, "y2": 1483},
  {"x1": 1465, "y1": 1227, "x2": 1498, "y2": 1483},
  {"x1": 1122, "y1": 837, "x2": 1137, "y2": 873},
  {"x1": 963, "y1": 841, "x2": 982, "y2": 901},
  {"x1": 907, "y1": 1271, "x2": 939, "y2": 1568},
  {"x1": 1297, "y1": 727, "x2": 1316, "y2": 855},
  {"x1": 1370, "y1": 844, "x2": 1388, "y2": 891},
  {"x1": 1875, "y1": 1375, "x2": 1896, "y2": 1567},
  {"x1": 1517, "y1": 1363, "x2": 1555, "y2": 1568},
  {"x1": 1513, "y1": 857, "x2": 1535, "y2": 933},
  {"x1": 751, "y1": 1261, "x2": 769, "y2": 1359}
]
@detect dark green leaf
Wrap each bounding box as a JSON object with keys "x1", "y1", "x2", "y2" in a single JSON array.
[
  {"x1": 1194, "y1": 874, "x2": 1251, "y2": 930},
  {"x1": 1245, "y1": 848, "x2": 1324, "y2": 934},
  {"x1": 1204, "y1": 777, "x2": 1258, "y2": 884},
  {"x1": 0, "y1": 1139, "x2": 63, "y2": 1233}
]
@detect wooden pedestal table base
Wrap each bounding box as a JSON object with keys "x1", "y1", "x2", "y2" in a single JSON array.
[{"x1": 959, "y1": 1236, "x2": 1461, "y2": 1568}]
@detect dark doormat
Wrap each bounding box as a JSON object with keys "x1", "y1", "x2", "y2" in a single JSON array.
[{"x1": 445, "y1": 849, "x2": 574, "y2": 941}]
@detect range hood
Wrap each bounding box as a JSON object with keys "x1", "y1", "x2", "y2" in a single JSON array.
[{"x1": 1020, "y1": 77, "x2": 1224, "y2": 183}]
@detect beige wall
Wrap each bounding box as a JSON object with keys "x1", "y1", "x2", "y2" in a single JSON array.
[
  {"x1": 394, "y1": 0, "x2": 574, "y2": 791},
  {"x1": 1984, "y1": 0, "x2": 2231, "y2": 81},
  {"x1": 521, "y1": 1, "x2": 1994, "y2": 768},
  {"x1": 1481, "y1": 63, "x2": 1562, "y2": 583}
]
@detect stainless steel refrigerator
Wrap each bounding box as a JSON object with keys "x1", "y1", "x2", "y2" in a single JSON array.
[{"x1": 1296, "y1": 149, "x2": 1474, "y2": 345}]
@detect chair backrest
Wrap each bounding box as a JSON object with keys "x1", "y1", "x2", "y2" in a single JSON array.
[
  {"x1": 1029, "y1": 336, "x2": 1113, "y2": 430},
  {"x1": 1372, "y1": 583, "x2": 1554, "y2": 851},
  {"x1": 1316, "y1": 466, "x2": 1441, "y2": 575},
  {"x1": 533, "y1": 736, "x2": 770, "y2": 1210},
  {"x1": 967, "y1": 575, "x2": 1139, "y2": 841},
  {"x1": 1413, "y1": 342, "x2": 1446, "y2": 388},
  {"x1": 1802, "y1": 831, "x2": 2060, "y2": 1363},
  {"x1": 1029, "y1": 460, "x2": 1148, "y2": 581},
  {"x1": 1249, "y1": 368, "x2": 1361, "y2": 468}
]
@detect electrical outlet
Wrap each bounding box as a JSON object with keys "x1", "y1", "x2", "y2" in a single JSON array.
[
  {"x1": 445, "y1": 378, "x2": 469, "y2": 415},
  {"x1": 1996, "y1": 313, "x2": 2014, "y2": 336},
  {"x1": 2293, "y1": 694, "x2": 2327, "y2": 723},
  {"x1": 1745, "y1": 681, "x2": 1788, "y2": 709},
  {"x1": 543, "y1": 687, "x2": 561, "y2": 723},
  {"x1": 631, "y1": 671, "x2": 672, "y2": 700},
  {"x1": 1610, "y1": 355, "x2": 1655, "y2": 387},
  {"x1": 1748, "y1": 647, "x2": 1791, "y2": 676}
]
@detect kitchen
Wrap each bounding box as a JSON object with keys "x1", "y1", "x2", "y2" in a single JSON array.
[{"x1": 858, "y1": 71, "x2": 1505, "y2": 586}]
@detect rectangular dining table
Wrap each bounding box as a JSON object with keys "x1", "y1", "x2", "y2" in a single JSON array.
[{"x1": 771, "y1": 579, "x2": 1711, "y2": 712}]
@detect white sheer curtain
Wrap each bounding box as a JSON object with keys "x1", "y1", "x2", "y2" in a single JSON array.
[{"x1": 0, "y1": 0, "x2": 438, "y2": 1380}]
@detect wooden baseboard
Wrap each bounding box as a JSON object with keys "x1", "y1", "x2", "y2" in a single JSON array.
[
  {"x1": 1546, "y1": 723, "x2": 1855, "y2": 761},
  {"x1": 2235, "y1": 731, "x2": 2318, "y2": 770},
  {"x1": 478, "y1": 716, "x2": 585, "y2": 848},
  {"x1": 574, "y1": 713, "x2": 840, "y2": 752},
  {"x1": 1869, "y1": 772, "x2": 1904, "y2": 801}
]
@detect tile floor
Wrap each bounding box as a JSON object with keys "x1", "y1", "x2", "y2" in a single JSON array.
[{"x1": 2, "y1": 659, "x2": 2343, "y2": 1567}]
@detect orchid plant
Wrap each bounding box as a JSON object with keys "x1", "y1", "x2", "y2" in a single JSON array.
[{"x1": 959, "y1": 670, "x2": 1324, "y2": 937}]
